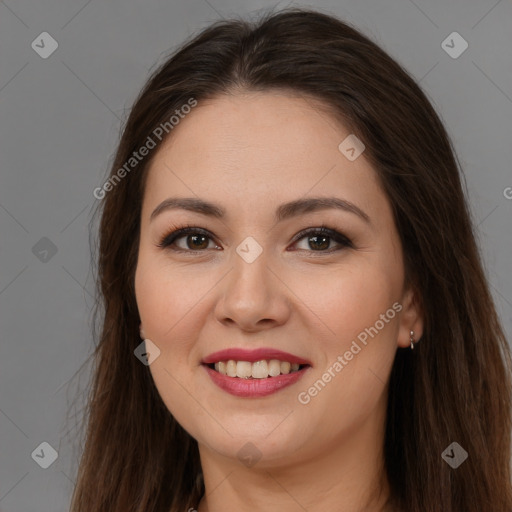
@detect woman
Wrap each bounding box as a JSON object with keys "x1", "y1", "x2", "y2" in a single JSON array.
[{"x1": 71, "y1": 7, "x2": 512, "y2": 512}]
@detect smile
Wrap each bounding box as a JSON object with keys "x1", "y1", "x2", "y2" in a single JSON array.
[
  {"x1": 209, "y1": 359, "x2": 307, "y2": 378},
  {"x1": 201, "y1": 347, "x2": 312, "y2": 397},
  {"x1": 202, "y1": 361, "x2": 311, "y2": 398}
]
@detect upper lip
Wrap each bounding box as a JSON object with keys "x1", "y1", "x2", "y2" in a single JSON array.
[{"x1": 202, "y1": 347, "x2": 312, "y2": 365}]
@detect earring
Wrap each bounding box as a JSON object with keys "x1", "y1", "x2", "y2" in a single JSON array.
[{"x1": 410, "y1": 330, "x2": 415, "y2": 350}]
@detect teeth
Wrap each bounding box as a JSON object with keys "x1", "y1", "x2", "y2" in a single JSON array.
[
  {"x1": 211, "y1": 359, "x2": 305, "y2": 378},
  {"x1": 268, "y1": 359, "x2": 281, "y2": 377},
  {"x1": 236, "y1": 361, "x2": 252, "y2": 378},
  {"x1": 226, "y1": 360, "x2": 237, "y2": 377},
  {"x1": 252, "y1": 360, "x2": 268, "y2": 379}
]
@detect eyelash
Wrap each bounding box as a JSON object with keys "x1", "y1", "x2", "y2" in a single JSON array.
[{"x1": 156, "y1": 222, "x2": 354, "y2": 255}]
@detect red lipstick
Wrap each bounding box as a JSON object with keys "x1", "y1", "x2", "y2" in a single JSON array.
[
  {"x1": 201, "y1": 347, "x2": 312, "y2": 398},
  {"x1": 202, "y1": 347, "x2": 311, "y2": 365}
]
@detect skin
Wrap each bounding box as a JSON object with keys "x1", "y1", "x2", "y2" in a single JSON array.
[{"x1": 135, "y1": 91, "x2": 423, "y2": 512}]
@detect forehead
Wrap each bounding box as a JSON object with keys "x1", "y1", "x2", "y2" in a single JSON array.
[
  {"x1": 143, "y1": 92, "x2": 384, "y2": 223},
  {"x1": 151, "y1": 91, "x2": 349, "y2": 172}
]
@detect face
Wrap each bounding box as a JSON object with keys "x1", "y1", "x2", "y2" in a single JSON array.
[{"x1": 135, "y1": 91, "x2": 422, "y2": 469}]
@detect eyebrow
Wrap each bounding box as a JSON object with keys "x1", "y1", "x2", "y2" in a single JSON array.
[{"x1": 150, "y1": 196, "x2": 371, "y2": 224}]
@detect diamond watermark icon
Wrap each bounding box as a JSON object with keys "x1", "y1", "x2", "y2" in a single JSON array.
[
  {"x1": 338, "y1": 134, "x2": 365, "y2": 161},
  {"x1": 441, "y1": 32, "x2": 468, "y2": 59},
  {"x1": 134, "y1": 339, "x2": 161, "y2": 366},
  {"x1": 32, "y1": 237, "x2": 58, "y2": 262},
  {"x1": 441, "y1": 441, "x2": 468, "y2": 468},
  {"x1": 31, "y1": 32, "x2": 59, "y2": 59},
  {"x1": 236, "y1": 236, "x2": 263, "y2": 263},
  {"x1": 31, "y1": 441, "x2": 58, "y2": 469},
  {"x1": 237, "y1": 442, "x2": 262, "y2": 468}
]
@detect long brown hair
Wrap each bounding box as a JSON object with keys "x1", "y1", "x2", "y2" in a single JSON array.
[{"x1": 70, "y1": 7, "x2": 512, "y2": 511}]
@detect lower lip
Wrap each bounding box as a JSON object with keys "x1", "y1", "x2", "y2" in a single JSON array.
[{"x1": 203, "y1": 364, "x2": 310, "y2": 397}]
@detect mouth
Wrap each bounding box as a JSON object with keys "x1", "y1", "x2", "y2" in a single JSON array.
[
  {"x1": 201, "y1": 348, "x2": 312, "y2": 397},
  {"x1": 202, "y1": 359, "x2": 311, "y2": 398},
  {"x1": 204, "y1": 360, "x2": 310, "y2": 379}
]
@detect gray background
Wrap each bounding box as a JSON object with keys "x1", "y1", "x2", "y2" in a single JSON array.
[{"x1": 1, "y1": 0, "x2": 511, "y2": 510}]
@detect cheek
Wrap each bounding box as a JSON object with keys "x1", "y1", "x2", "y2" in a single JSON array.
[
  {"x1": 135, "y1": 257, "x2": 201, "y2": 338},
  {"x1": 296, "y1": 262, "x2": 400, "y2": 410},
  {"x1": 135, "y1": 260, "x2": 207, "y2": 431},
  {"x1": 135, "y1": 263, "x2": 172, "y2": 335},
  {"x1": 297, "y1": 286, "x2": 398, "y2": 432},
  {"x1": 135, "y1": 255, "x2": 220, "y2": 374},
  {"x1": 294, "y1": 260, "x2": 401, "y2": 342}
]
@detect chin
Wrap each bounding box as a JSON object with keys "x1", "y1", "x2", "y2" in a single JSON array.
[{"x1": 194, "y1": 417, "x2": 312, "y2": 465}]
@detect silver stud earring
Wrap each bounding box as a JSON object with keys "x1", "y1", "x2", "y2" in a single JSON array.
[{"x1": 410, "y1": 330, "x2": 415, "y2": 350}]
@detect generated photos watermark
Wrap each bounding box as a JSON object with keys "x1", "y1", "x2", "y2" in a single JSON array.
[
  {"x1": 297, "y1": 301, "x2": 403, "y2": 405},
  {"x1": 93, "y1": 97, "x2": 198, "y2": 200}
]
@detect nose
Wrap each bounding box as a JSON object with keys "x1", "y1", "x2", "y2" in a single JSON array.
[{"x1": 214, "y1": 251, "x2": 292, "y2": 333}]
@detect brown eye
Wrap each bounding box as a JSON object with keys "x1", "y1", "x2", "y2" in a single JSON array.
[
  {"x1": 157, "y1": 225, "x2": 352, "y2": 255},
  {"x1": 184, "y1": 233, "x2": 210, "y2": 250},
  {"x1": 157, "y1": 227, "x2": 219, "y2": 252},
  {"x1": 291, "y1": 227, "x2": 353, "y2": 253},
  {"x1": 305, "y1": 234, "x2": 330, "y2": 251}
]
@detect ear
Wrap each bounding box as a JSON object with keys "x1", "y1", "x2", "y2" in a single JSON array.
[
  {"x1": 139, "y1": 324, "x2": 146, "y2": 339},
  {"x1": 397, "y1": 286, "x2": 424, "y2": 349}
]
